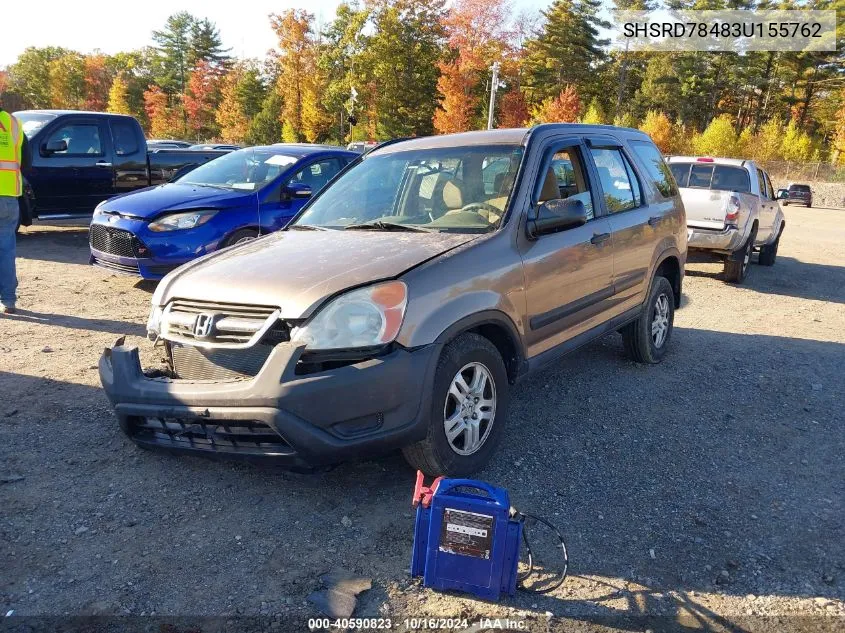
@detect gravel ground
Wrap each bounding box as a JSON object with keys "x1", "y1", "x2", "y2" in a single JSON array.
[{"x1": 0, "y1": 206, "x2": 843, "y2": 632}]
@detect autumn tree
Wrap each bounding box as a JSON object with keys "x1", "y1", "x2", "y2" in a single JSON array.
[
  {"x1": 833, "y1": 90, "x2": 845, "y2": 166},
  {"x1": 271, "y1": 9, "x2": 319, "y2": 142},
  {"x1": 498, "y1": 90, "x2": 530, "y2": 128},
  {"x1": 184, "y1": 60, "x2": 222, "y2": 139},
  {"x1": 433, "y1": 0, "x2": 510, "y2": 133},
  {"x1": 107, "y1": 73, "x2": 132, "y2": 114},
  {"x1": 753, "y1": 115, "x2": 785, "y2": 162},
  {"x1": 144, "y1": 85, "x2": 178, "y2": 138},
  {"x1": 216, "y1": 63, "x2": 267, "y2": 143},
  {"x1": 532, "y1": 85, "x2": 580, "y2": 123},
  {"x1": 7, "y1": 46, "x2": 69, "y2": 108},
  {"x1": 693, "y1": 115, "x2": 739, "y2": 158},
  {"x1": 48, "y1": 53, "x2": 86, "y2": 109},
  {"x1": 639, "y1": 110, "x2": 672, "y2": 152},
  {"x1": 83, "y1": 55, "x2": 112, "y2": 111},
  {"x1": 365, "y1": 0, "x2": 447, "y2": 138},
  {"x1": 581, "y1": 98, "x2": 606, "y2": 124}
]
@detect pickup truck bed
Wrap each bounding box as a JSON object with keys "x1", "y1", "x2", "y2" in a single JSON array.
[{"x1": 14, "y1": 110, "x2": 228, "y2": 223}]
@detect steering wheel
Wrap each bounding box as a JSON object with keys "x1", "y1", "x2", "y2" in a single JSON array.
[{"x1": 459, "y1": 202, "x2": 501, "y2": 217}]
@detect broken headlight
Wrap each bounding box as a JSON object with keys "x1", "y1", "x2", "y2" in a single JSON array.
[
  {"x1": 147, "y1": 306, "x2": 164, "y2": 340},
  {"x1": 292, "y1": 281, "x2": 407, "y2": 350}
]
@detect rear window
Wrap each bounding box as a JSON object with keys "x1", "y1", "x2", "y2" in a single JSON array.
[
  {"x1": 630, "y1": 140, "x2": 677, "y2": 198},
  {"x1": 669, "y1": 162, "x2": 750, "y2": 193},
  {"x1": 789, "y1": 184, "x2": 810, "y2": 193}
]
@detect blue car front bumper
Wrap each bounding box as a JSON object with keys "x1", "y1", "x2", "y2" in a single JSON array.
[{"x1": 89, "y1": 216, "x2": 227, "y2": 280}]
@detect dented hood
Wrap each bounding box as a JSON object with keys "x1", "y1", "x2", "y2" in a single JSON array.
[{"x1": 153, "y1": 229, "x2": 477, "y2": 318}]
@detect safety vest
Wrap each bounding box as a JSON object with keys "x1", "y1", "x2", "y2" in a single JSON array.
[{"x1": 0, "y1": 111, "x2": 24, "y2": 197}]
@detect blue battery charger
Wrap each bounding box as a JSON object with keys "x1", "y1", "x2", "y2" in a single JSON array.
[{"x1": 410, "y1": 473, "x2": 523, "y2": 601}]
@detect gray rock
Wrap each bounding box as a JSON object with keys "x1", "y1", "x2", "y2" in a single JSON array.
[
  {"x1": 74, "y1": 526, "x2": 89, "y2": 536},
  {"x1": 341, "y1": 516, "x2": 353, "y2": 528},
  {"x1": 308, "y1": 589, "x2": 358, "y2": 619},
  {"x1": 320, "y1": 569, "x2": 372, "y2": 596},
  {"x1": 0, "y1": 474, "x2": 24, "y2": 484}
]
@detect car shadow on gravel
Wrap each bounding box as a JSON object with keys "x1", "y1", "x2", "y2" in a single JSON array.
[
  {"x1": 1, "y1": 309, "x2": 146, "y2": 337},
  {"x1": 685, "y1": 255, "x2": 845, "y2": 304},
  {"x1": 1, "y1": 328, "x2": 842, "y2": 622},
  {"x1": 17, "y1": 227, "x2": 90, "y2": 265}
]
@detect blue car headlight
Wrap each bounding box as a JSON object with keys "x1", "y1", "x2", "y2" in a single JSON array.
[{"x1": 148, "y1": 209, "x2": 219, "y2": 232}]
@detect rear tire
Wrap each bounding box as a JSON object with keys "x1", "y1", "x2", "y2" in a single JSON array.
[
  {"x1": 621, "y1": 275, "x2": 674, "y2": 364},
  {"x1": 724, "y1": 226, "x2": 757, "y2": 284},
  {"x1": 402, "y1": 333, "x2": 509, "y2": 476},
  {"x1": 223, "y1": 228, "x2": 259, "y2": 247}
]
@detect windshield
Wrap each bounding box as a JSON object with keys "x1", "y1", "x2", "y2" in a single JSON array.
[
  {"x1": 293, "y1": 144, "x2": 524, "y2": 233},
  {"x1": 669, "y1": 162, "x2": 751, "y2": 193},
  {"x1": 13, "y1": 112, "x2": 57, "y2": 138},
  {"x1": 176, "y1": 148, "x2": 299, "y2": 190}
]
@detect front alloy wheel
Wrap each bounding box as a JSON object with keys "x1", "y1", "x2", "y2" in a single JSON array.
[
  {"x1": 402, "y1": 333, "x2": 510, "y2": 476},
  {"x1": 444, "y1": 362, "x2": 496, "y2": 455},
  {"x1": 651, "y1": 293, "x2": 670, "y2": 349}
]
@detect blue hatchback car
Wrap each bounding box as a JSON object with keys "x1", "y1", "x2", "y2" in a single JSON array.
[{"x1": 89, "y1": 144, "x2": 357, "y2": 280}]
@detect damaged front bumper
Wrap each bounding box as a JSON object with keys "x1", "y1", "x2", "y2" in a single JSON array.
[{"x1": 99, "y1": 339, "x2": 439, "y2": 468}]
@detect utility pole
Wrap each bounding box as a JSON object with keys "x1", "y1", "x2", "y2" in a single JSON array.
[{"x1": 487, "y1": 61, "x2": 500, "y2": 130}]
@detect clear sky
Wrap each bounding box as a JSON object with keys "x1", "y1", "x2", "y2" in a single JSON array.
[{"x1": 2, "y1": 0, "x2": 551, "y2": 66}]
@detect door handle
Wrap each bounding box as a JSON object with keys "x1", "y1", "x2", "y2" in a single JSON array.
[
  {"x1": 590, "y1": 232, "x2": 610, "y2": 245},
  {"x1": 95, "y1": 161, "x2": 113, "y2": 168},
  {"x1": 648, "y1": 215, "x2": 661, "y2": 226}
]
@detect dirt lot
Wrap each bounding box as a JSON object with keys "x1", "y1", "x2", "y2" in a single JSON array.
[{"x1": 1, "y1": 206, "x2": 843, "y2": 632}]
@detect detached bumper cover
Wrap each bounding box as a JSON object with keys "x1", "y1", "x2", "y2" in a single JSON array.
[
  {"x1": 687, "y1": 224, "x2": 748, "y2": 254},
  {"x1": 99, "y1": 340, "x2": 439, "y2": 466}
]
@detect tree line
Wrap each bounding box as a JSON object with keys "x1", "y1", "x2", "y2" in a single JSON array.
[{"x1": 0, "y1": 0, "x2": 843, "y2": 164}]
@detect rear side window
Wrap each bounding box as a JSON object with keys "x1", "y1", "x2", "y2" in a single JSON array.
[
  {"x1": 670, "y1": 163, "x2": 750, "y2": 193},
  {"x1": 630, "y1": 140, "x2": 677, "y2": 198},
  {"x1": 789, "y1": 184, "x2": 810, "y2": 193},
  {"x1": 589, "y1": 148, "x2": 642, "y2": 213},
  {"x1": 110, "y1": 120, "x2": 139, "y2": 156}
]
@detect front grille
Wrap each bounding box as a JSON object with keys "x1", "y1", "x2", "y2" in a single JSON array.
[
  {"x1": 128, "y1": 416, "x2": 293, "y2": 455},
  {"x1": 92, "y1": 257, "x2": 140, "y2": 275},
  {"x1": 168, "y1": 342, "x2": 273, "y2": 380},
  {"x1": 89, "y1": 224, "x2": 148, "y2": 258},
  {"x1": 163, "y1": 299, "x2": 286, "y2": 346}
]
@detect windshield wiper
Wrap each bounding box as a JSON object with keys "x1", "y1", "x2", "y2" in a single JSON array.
[
  {"x1": 288, "y1": 224, "x2": 328, "y2": 231},
  {"x1": 344, "y1": 221, "x2": 433, "y2": 232}
]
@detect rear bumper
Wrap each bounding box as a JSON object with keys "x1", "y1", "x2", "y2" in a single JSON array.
[
  {"x1": 99, "y1": 339, "x2": 439, "y2": 468},
  {"x1": 687, "y1": 224, "x2": 748, "y2": 254}
]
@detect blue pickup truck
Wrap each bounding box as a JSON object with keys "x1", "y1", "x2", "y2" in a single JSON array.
[
  {"x1": 14, "y1": 110, "x2": 227, "y2": 225},
  {"x1": 89, "y1": 144, "x2": 357, "y2": 279}
]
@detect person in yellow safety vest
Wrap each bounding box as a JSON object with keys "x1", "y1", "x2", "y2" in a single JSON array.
[{"x1": 0, "y1": 100, "x2": 31, "y2": 314}]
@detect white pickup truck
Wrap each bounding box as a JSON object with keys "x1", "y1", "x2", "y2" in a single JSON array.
[{"x1": 666, "y1": 157, "x2": 785, "y2": 284}]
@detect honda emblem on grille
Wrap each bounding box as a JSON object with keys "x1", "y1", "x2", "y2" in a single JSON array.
[{"x1": 193, "y1": 313, "x2": 215, "y2": 338}]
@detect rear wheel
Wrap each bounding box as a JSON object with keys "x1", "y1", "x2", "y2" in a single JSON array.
[
  {"x1": 724, "y1": 227, "x2": 757, "y2": 284},
  {"x1": 621, "y1": 275, "x2": 675, "y2": 364},
  {"x1": 223, "y1": 228, "x2": 259, "y2": 247},
  {"x1": 402, "y1": 333, "x2": 509, "y2": 476}
]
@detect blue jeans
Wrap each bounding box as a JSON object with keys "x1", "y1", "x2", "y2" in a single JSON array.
[{"x1": 0, "y1": 196, "x2": 18, "y2": 309}]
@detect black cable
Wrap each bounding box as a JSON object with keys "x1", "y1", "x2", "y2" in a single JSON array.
[{"x1": 515, "y1": 511, "x2": 569, "y2": 594}]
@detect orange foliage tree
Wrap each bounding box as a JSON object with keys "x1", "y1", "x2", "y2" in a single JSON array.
[
  {"x1": 498, "y1": 89, "x2": 530, "y2": 128},
  {"x1": 532, "y1": 85, "x2": 580, "y2": 123},
  {"x1": 184, "y1": 60, "x2": 221, "y2": 139},
  {"x1": 639, "y1": 110, "x2": 672, "y2": 153},
  {"x1": 143, "y1": 85, "x2": 178, "y2": 138},
  {"x1": 83, "y1": 55, "x2": 112, "y2": 111},
  {"x1": 433, "y1": 0, "x2": 510, "y2": 133}
]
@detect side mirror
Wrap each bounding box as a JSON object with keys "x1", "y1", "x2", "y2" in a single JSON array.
[
  {"x1": 526, "y1": 198, "x2": 588, "y2": 239},
  {"x1": 282, "y1": 182, "x2": 312, "y2": 201},
  {"x1": 43, "y1": 139, "x2": 68, "y2": 154}
]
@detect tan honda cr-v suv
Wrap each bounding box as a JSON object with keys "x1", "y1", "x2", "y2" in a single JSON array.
[{"x1": 100, "y1": 124, "x2": 687, "y2": 475}]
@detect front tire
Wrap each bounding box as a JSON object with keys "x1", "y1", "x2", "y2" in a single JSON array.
[
  {"x1": 758, "y1": 226, "x2": 782, "y2": 266},
  {"x1": 621, "y1": 276, "x2": 675, "y2": 364},
  {"x1": 223, "y1": 228, "x2": 259, "y2": 247},
  {"x1": 402, "y1": 333, "x2": 509, "y2": 476}
]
